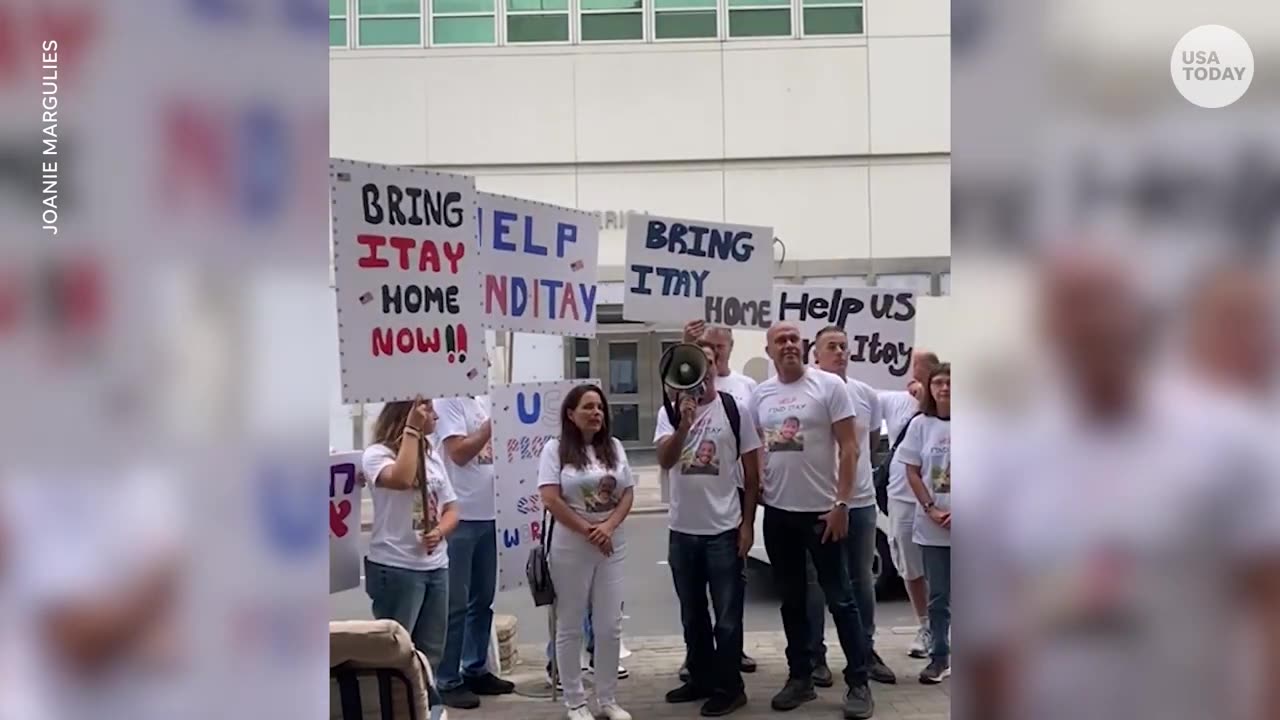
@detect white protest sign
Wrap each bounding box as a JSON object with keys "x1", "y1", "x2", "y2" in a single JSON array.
[
  {"x1": 477, "y1": 193, "x2": 599, "y2": 337},
  {"x1": 329, "y1": 451, "x2": 363, "y2": 594},
  {"x1": 623, "y1": 213, "x2": 773, "y2": 327},
  {"x1": 331, "y1": 158, "x2": 487, "y2": 403},
  {"x1": 491, "y1": 379, "x2": 596, "y2": 591},
  {"x1": 770, "y1": 286, "x2": 917, "y2": 389}
]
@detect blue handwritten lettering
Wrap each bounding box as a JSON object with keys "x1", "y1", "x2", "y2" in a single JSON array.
[
  {"x1": 557, "y1": 222, "x2": 578, "y2": 257},
  {"x1": 329, "y1": 462, "x2": 356, "y2": 498},
  {"x1": 644, "y1": 220, "x2": 756, "y2": 262},
  {"x1": 517, "y1": 392, "x2": 542, "y2": 424},
  {"x1": 492, "y1": 210, "x2": 519, "y2": 252},
  {"x1": 503, "y1": 528, "x2": 522, "y2": 548},
  {"x1": 630, "y1": 266, "x2": 710, "y2": 298}
]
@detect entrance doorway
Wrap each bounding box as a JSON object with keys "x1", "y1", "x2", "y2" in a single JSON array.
[{"x1": 565, "y1": 327, "x2": 681, "y2": 451}]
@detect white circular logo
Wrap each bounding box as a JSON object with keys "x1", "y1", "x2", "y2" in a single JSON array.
[{"x1": 1171, "y1": 25, "x2": 1254, "y2": 109}]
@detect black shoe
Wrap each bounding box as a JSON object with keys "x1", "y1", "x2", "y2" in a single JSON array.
[
  {"x1": 701, "y1": 691, "x2": 748, "y2": 717},
  {"x1": 439, "y1": 687, "x2": 481, "y2": 709},
  {"x1": 811, "y1": 663, "x2": 834, "y2": 688},
  {"x1": 465, "y1": 672, "x2": 515, "y2": 696},
  {"x1": 679, "y1": 659, "x2": 691, "y2": 683},
  {"x1": 842, "y1": 684, "x2": 875, "y2": 720},
  {"x1": 919, "y1": 658, "x2": 951, "y2": 685},
  {"x1": 739, "y1": 652, "x2": 757, "y2": 673},
  {"x1": 666, "y1": 683, "x2": 713, "y2": 704},
  {"x1": 868, "y1": 650, "x2": 897, "y2": 685},
  {"x1": 769, "y1": 678, "x2": 817, "y2": 712}
]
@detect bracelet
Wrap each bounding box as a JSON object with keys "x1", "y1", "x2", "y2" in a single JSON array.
[{"x1": 403, "y1": 427, "x2": 422, "y2": 438}]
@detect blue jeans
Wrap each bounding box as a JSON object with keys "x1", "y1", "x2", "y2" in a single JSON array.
[
  {"x1": 811, "y1": 506, "x2": 877, "y2": 665},
  {"x1": 921, "y1": 545, "x2": 951, "y2": 660},
  {"x1": 365, "y1": 558, "x2": 449, "y2": 707},
  {"x1": 669, "y1": 529, "x2": 745, "y2": 696},
  {"x1": 438, "y1": 520, "x2": 498, "y2": 690}
]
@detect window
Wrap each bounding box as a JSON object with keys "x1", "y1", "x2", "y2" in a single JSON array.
[
  {"x1": 580, "y1": 0, "x2": 642, "y2": 41},
  {"x1": 874, "y1": 273, "x2": 932, "y2": 293},
  {"x1": 728, "y1": 0, "x2": 790, "y2": 38},
  {"x1": 607, "y1": 342, "x2": 638, "y2": 394},
  {"x1": 357, "y1": 0, "x2": 422, "y2": 46},
  {"x1": 572, "y1": 338, "x2": 592, "y2": 379},
  {"x1": 433, "y1": 0, "x2": 496, "y2": 43},
  {"x1": 654, "y1": 0, "x2": 716, "y2": 39},
  {"x1": 330, "y1": 0, "x2": 348, "y2": 46},
  {"x1": 507, "y1": 0, "x2": 569, "y2": 42},
  {"x1": 802, "y1": 0, "x2": 862, "y2": 35}
]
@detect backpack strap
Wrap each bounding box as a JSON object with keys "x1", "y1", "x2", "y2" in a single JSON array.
[
  {"x1": 891, "y1": 411, "x2": 923, "y2": 457},
  {"x1": 719, "y1": 391, "x2": 741, "y2": 457}
]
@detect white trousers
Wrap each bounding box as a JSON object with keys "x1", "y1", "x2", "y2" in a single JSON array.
[{"x1": 549, "y1": 524, "x2": 627, "y2": 710}]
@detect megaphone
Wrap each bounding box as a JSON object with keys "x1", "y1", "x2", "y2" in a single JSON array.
[{"x1": 659, "y1": 343, "x2": 709, "y2": 398}]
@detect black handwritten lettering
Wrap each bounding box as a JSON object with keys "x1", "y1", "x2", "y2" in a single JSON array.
[
  {"x1": 644, "y1": 220, "x2": 757, "y2": 262},
  {"x1": 704, "y1": 295, "x2": 768, "y2": 327},
  {"x1": 360, "y1": 183, "x2": 464, "y2": 227},
  {"x1": 381, "y1": 284, "x2": 461, "y2": 315},
  {"x1": 849, "y1": 333, "x2": 912, "y2": 377}
]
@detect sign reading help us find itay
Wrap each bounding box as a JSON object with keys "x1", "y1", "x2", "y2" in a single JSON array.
[
  {"x1": 623, "y1": 212, "x2": 774, "y2": 327},
  {"x1": 477, "y1": 192, "x2": 599, "y2": 337},
  {"x1": 329, "y1": 451, "x2": 363, "y2": 594},
  {"x1": 331, "y1": 159, "x2": 487, "y2": 403},
  {"x1": 771, "y1": 286, "x2": 918, "y2": 390},
  {"x1": 491, "y1": 379, "x2": 598, "y2": 591}
]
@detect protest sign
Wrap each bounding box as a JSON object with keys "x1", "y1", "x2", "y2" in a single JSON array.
[
  {"x1": 477, "y1": 193, "x2": 599, "y2": 337},
  {"x1": 331, "y1": 158, "x2": 486, "y2": 403},
  {"x1": 770, "y1": 286, "x2": 917, "y2": 389},
  {"x1": 622, "y1": 213, "x2": 773, "y2": 327},
  {"x1": 490, "y1": 379, "x2": 596, "y2": 591},
  {"x1": 329, "y1": 451, "x2": 363, "y2": 594}
]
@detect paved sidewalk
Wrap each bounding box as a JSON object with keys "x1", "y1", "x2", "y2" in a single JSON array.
[{"x1": 450, "y1": 629, "x2": 949, "y2": 720}]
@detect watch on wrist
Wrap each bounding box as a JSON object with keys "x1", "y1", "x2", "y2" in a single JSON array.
[
  {"x1": 924, "y1": 501, "x2": 936, "y2": 511},
  {"x1": 835, "y1": 499, "x2": 849, "y2": 510}
]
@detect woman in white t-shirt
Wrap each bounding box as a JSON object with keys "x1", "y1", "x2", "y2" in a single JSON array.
[
  {"x1": 537, "y1": 384, "x2": 636, "y2": 720},
  {"x1": 361, "y1": 397, "x2": 460, "y2": 675},
  {"x1": 897, "y1": 363, "x2": 951, "y2": 685}
]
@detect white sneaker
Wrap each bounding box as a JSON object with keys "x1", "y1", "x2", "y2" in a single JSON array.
[
  {"x1": 909, "y1": 626, "x2": 932, "y2": 659},
  {"x1": 597, "y1": 703, "x2": 632, "y2": 720},
  {"x1": 567, "y1": 705, "x2": 594, "y2": 720}
]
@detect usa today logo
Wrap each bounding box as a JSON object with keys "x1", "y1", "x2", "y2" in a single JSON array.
[{"x1": 1171, "y1": 25, "x2": 1254, "y2": 109}]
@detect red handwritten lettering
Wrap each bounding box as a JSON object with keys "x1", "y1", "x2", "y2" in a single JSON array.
[
  {"x1": 330, "y1": 499, "x2": 352, "y2": 537},
  {"x1": 357, "y1": 234, "x2": 389, "y2": 268}
]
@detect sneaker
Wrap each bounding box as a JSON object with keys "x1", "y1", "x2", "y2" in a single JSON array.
[
  {"x1": 842, "y1": 684, "x2": 875, "y2": 720},
  {"x1": 740, "y1": 652, "x2": 757, "y2": 673},
  {"x1": 867, "y1": 650, "x2": 897, "y2": 684},
  {"x1": 919, "y1": 658, "x2": 951, "y2": 685},
  {"x1": 812, "y1": 663, "x2": 834, "y2": 688},
  {"x1": 597, "y1": 702, "x2": 632, "y2": 720},
  {"x1": 465, "y1": 672, "x2": 515, "y2": 696},
  {"x1": 909, "y1": 626, "x2": 931, "y2": 659},
  {"x1": 769, "y1": 678, "x2": 817, "y2": 712},
  {"x1": 588, "y1": 661, "x2": 629, "y2": 680},
  {"x1": 566, "y1": 705, "x2": 594, "y2": 720},
  {"x1": 439, "y1": 687, "x2": 480, "y2": 710},
  {"x1": 665, "y1": 683, "x2": 713, "y2": 704},
  {"x1": 700, "y1": 691, "x2": 748, "y2": 717}
]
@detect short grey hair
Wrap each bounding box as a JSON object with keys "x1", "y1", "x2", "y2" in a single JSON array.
[{"x1": 704, "y1": 325, "x2": 734, "y2": 342}]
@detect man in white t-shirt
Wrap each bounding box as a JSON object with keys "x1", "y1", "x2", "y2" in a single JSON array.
[
  {"x1": 432, "y1": 394, "x2": 515, "y2": 708},
  {"x1": 751, "y1": 322, "x2": 874, "y2": 719},
  {"x1": 806, "y1": 326, "x2": 896, "y2": 686},
  {"x1": 680, "y1": 320, "x2": 761, "y2": 676},
  {"x1": 656, "y1": 341, "x2": 764, "y2": 717}
]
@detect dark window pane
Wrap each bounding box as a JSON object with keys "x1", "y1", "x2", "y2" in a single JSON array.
[
  {"x1": 359, "y1": 17, "x2": 422, "y2": 44},
  {"x1": 608, "y1": 343, "x2": 638, "y2": 394},
  {"x1": 582, "y1": 12, "x2": 643, "y2": 40},
  {"x1": 583, "y1": 0, "x2": 641, "y2": 9},
  {"x1": 331, "y1": 0, "x2": 347, "y2": 15},
  {"x1": 435, "y1": 0, "x2": 493, "y2": 11},
  {"x1": 574, "y1": 337, "x2": 591, "y2": 358},
  {"x1": 359, "y1": 0, "x2": 421, "y2": 13},
  {"x1": 656, "y1": 0, "x2": 715, "y2": 7},
  {"x1": 803, "y1": 5, "x2": 861, "y2": 34},
  {"x1": 574, "y1": 360, "x2": 592, "y2": 379},
  {"x1": 508, "y1": 0, "x2": 568, "y2": 11},
  {"x1": 611, "y1": 404, "x2": 640, "y2": 441},
  {"x1": 507, "y1": 13, "x2": 569, "y2": 41},
  {"x1": 728, "y1": 8, "x2": 789, "y2": 36},
  {"x1": 655, "y1": 10, "x2": 716, "y2": 38},
  {"x1": 330, "y1": 18, "x2": 347, "y2": 44},
  {"x1": 433, "y1": 16, "x2": 494, "y2": 43}
]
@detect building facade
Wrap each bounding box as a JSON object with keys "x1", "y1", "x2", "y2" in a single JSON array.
[{"x1": 328, "y1": 0, "x2": 951, "y2": 450}]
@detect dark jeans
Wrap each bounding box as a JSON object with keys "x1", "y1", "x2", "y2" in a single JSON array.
[
  {"x1": 365, "y1": 558, "x2": 449, "y2": 707},
  {"x1": 810, "y1": 506, "x2": 877, "y2": 665},
  {"x1": 922, "y1": 545, "x2": 951, "y2": 660},
  {"x1": 438, "y1": 520, "x2": 498, "y2": 690},
  {"x1": 669, "y1": 529, "x2": 745, "y2": 696},
  {"x1": 762, "y1": 505, "x2": 870, "y2": 688}
]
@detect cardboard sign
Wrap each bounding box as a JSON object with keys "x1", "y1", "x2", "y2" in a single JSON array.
[
  {"x1": 770, "y1": 286, "x2": 918, "y2": 389},
  {"x1": 622, "y1": 213, "x2": 773, "y2": 327},
  {"x1": 329, "y1": 451, "x2": 363, "y2": 594},
  {"x1": 331, "y1": 158, "x2": 487, "y2": 403},
  {"x1": 477, "y1": 193, "x2": 599, "y2": 337},
  {"x1": 490, "y1": 379, "x2": 597, "y2": 591}
]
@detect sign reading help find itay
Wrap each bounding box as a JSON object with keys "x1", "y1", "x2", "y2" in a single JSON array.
[
  {"x1": 477, "y1": 192, "x2": 600, "y2": 337},
  {"x1": 491, "y1": 379, "x2": 598, "y2": 591},
  {"x1": 623, "y1": 213, "x2": 774, "y2": 327},
  {"x1": 331, "y1": 159, "x2": 487, "y2": 403}
]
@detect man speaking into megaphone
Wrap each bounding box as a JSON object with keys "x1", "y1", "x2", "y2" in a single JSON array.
[{"x1": 654, "y1": 340, "x2": 763, "y2": 717}]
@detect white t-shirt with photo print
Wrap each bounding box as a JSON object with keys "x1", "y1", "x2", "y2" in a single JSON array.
[
  {"x1": 894, "y1": 415, "x2": 951, "y2": 547},
  {"x1": 845, "y1": 377, "x2": 882, "y2": 509},
  {"x1": 752, "y1": 368, "x2": 856, "y2": 513},
  {"x1": 434, "y1": 395, "x2": 496, "y2": 521},
  {"x1": 362, "y1": 443, "x2": 458, "y2": 572},
  {"x1": 655, "y1": 394, "x2": 763, "y2": 536},
  {"x1": 537, "y1": 438, "x2": 636, "y2": 525}
]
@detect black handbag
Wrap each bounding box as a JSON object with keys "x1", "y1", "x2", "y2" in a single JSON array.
[{"x1": 526, "y1": 507, "x2": 556, "y2": 607}]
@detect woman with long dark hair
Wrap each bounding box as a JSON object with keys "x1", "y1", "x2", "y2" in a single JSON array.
[
  {"x1": 361, "y1": 397, "x2": 460, "y2": 677},
  {"x1": 537, "y1": 384, "x2": 636, "y2": 720}
]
